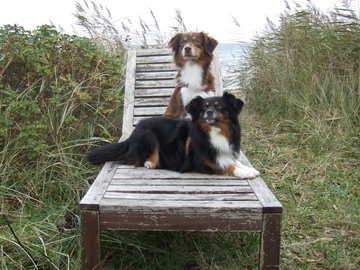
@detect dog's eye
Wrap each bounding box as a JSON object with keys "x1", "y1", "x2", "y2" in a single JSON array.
[
  {"x1": 194, "y1": 39, "x2": 202, "y2": 46},
  {"x1": 215, "y1": 104, "x2": 223, "y2": 110}
]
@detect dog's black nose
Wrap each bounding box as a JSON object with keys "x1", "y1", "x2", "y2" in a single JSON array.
[
  {"x1": 184, "y1": 46, "x2": 191, "y2": 53},
  {"x1": 206, "y1": 109, "x2": 214, "y2": 116}
]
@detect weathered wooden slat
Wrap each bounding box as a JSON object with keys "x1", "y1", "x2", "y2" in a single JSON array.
[
  {"x1": 135, "y1": 88, "x2": 174, "y2": 97},
  {"x1": 100, "y1": 211, "x2": 263, "y2": 232},
  {"x1": 135, "y1": 80, "x2": 176, "y2": 88},
  {"x1": 211, "y1": 48, "x2": 224, "y2": 93},
  {"x1": 103, "y1": 192, "x2": 258, "y2": 201},
  {"x1": 136, "y1": 55, "x2": 173, "y2": 64},
  {"x1": 110, "y1": 179, "x2": 250, "y2": 186},
  {"x1": 120, "y1": 50, "x2": 137, "y2": 141},
  {"x1": 134, "y1": 106, "x2": 166, "y2": 116},
  {"x1": 100, "y1": 198, "x2": 263, "y2": 210},
  {"x1": 134, "y1": 97, "x2": 170, "y2": 107},
  {"x1": 106, "y1": 185, "x2": 253, "y2": 193},
  {"x1": 136, "y1": 71, "x2": 177, "y2": 80},
  {"x1": 114, "y1": 166, "x2": 243, "y2": 180},
  {"x1": 136, "y1": 49, "x2": 172, "y2": 56},
  {"x1": 133, "y1": 116, "x2": 149, "y2": 125},
  {"x1": 137, "y1": 63, "x2": 177, "y2": 72},
  {"x1": 239, "y1": 152, "x2": 283, "y2": 213},
  {"x1": 79, "y1": 162, "x2": 119, "y2": 210}
]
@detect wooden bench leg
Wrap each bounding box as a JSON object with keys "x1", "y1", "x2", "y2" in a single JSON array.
[
  {"x1": 259, "y1": 213, "x2": 282, "y2": 269},
  {"x1": 81, "y1": 210, "x2": 101, "y2": 270}
]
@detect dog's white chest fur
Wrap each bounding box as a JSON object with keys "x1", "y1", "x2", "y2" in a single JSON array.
[
  {"x1": 209, "y1": 127, "x2": 261, "y2": 179},
  {"x1": 209, "y1": 127, "x2": 233, "y2": 169},
  {"x1": 179, "y1": 62, "x2": 215, "y2": 107},
  {"x1": 179, "y1": 62, "x2": 203, "y2": 89}
]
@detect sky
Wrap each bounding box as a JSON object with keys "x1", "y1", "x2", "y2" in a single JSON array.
[{"x1": 0, "y1": 0, "x2": 358, "y2": 43}]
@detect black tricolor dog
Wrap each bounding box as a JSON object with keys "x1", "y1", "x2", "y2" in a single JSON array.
[{"x1": 87, "y1": 92, "x2": 260, "y2": 179}]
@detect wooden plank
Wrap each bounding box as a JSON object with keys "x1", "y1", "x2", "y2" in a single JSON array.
[
  {"x1": 79, "y1": 162, "x2": 118, "y2": 210},
  {"x1": 121, "y1": 50, "x2": 137, "y2": 140},
  {"x1": 134, "y1": 97, "x2": 170, "y2": 107},
  {"x1": 103, "y1": 192, "x2": 258, "y2": 201},
  {"x1": 137, "y1": 63, "x2": 177, "y2": 72},
  {"x1": 110, "y1": 179, "x2": 250, "y2": 186},
  {"x1": 136, "y1": 55, "x2": 173, "y2": 64},
  {"x1": 136, "y1": 49, "x2": 172, "y2": 56},
  {"x1": 100, "y1": 211, "x2": 263, "y2": 232},
  {"x1": 133, "y1": 116, "x2": 149, "y2": 125},
  {"x1": 239, "y1": 152, "x2": 283, "y2": 213},
  {"x1": 135, "y1": 80, "x2": 176, "y2": 88},
  {"x1": 135, "y1": 88, "x2": 174, "y2": 97},
  {"x1": 211, "y1": 48, "x2": 224, "y2": 94},
  {"x1": 114, "y1": 166, "x2": 244, "y2": 180},
  {"x1": 134, "y1": 106, "x2": 166, "y2": 116},
  {"x1": 100, "y1": 198, "x2": 262, "y2": 210},
  {"x1": 106, "y1": 185, "x2": 253, "y2": 193},
  {"x1": 136, "y1": 71, "x2": 177, "y2": 80}
]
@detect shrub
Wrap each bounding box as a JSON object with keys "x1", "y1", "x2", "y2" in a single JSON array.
[
  {"x1": 0, "y1": 25, "x2": 124, "y2": 269},
  {"x1": 0, "y1": 24, "x2": 124, "y2": 170},
  {"x1": 0, "y1": 25, "x2": 125, "y2": 268}
]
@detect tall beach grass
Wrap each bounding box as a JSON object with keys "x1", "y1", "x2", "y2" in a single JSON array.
[
  {"x1": 238, "y1": 1, "x2": 359, "y2": 268},
  {"x1": 241, "y1": 1, "x2": 359, "y2": 147}
]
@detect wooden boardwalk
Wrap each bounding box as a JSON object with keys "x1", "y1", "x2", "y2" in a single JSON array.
[{"x1": 80, "y1": 49, "x2": 282, "y2": 269}]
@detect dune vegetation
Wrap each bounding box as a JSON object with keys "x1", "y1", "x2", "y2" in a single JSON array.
[{"x1": 0, "y1": 1, "x2": 359, "y2": 269}]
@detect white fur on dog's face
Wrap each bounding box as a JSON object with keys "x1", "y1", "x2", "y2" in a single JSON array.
[
  {"x1": 181, "y1": 43, "x2": 199, "y2": 60},
  {"x1": 178, "y1": 33, "x2": 204, "y2": 61}
]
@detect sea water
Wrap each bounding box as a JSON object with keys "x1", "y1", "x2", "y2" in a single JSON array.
[{"x1": 217, "y1": 43, "x2": 250, "y2": 93}]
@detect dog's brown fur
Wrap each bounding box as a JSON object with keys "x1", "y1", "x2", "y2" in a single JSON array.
[{"x1": 164, "y1": 32, "x2": 218, "y2": 118}]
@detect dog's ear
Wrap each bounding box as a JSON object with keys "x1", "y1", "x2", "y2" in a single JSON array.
[
  {"x1": 223, "y1": 92, "x2": 244, "y2": 114},
  {"x1": 186, "y1": 96, "x2": 204, "y2": 120},
  {"x1": 169, "y1": 33, "x2": 183, "y2": 53},
  {"x1": 201, "y1": 32, "x2": 218, "y2": 57}
]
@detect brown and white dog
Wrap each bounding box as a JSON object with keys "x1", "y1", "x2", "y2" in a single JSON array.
[{"x1": 164, "y1": 32, "x2": 219, "y2": 118}]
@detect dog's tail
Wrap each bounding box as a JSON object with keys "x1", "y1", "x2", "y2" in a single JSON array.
[{"x1": 87, "y1": 141, "x2": 129, "y2": 165}]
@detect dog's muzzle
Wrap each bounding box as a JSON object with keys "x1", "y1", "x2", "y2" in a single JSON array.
[{"x1": 204, "y1": 108, "x2": 218, "y2": 124}]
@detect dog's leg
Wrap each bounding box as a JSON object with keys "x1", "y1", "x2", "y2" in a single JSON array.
[
  {"x1": 220, "y1": 163, "x2": 260, "y2": 179},
  {"x1": 144, "y1": 147, "x2": 160, "y2": 169},
  {"x1": 233, "y1": 161, "x2": 260, "y2": 179}
]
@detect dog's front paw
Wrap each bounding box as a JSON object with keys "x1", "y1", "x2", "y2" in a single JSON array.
[
  {"x1": 245, "y1": 167, "x2": 260, "y2": 179},
  {"x1": 144, "y1": 161, "x2": 156, "y2": 169},
  {"x1": 233, "y1": 166, "x2": 260, "y2": 179}
]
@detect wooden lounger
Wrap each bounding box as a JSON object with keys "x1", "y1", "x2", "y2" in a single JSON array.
[{"x1": 80, "y1": 49, "x2": 283, "y2": 269}]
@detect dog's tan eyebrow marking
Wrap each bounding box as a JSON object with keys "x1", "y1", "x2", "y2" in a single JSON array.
[
  {"x1": 183, "y1": 37, "x2": 188, "y2": 41},
  {"x1": 214, "y1": 101, "x2": 219, "y2": 106},
  {"x1": 192, "y1": 36, "x2": 197, "y2": 40},
  {"x1": 205, "y1": 102, "x2": 209, "y2": 106}
]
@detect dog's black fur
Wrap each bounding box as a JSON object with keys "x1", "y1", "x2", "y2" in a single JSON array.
[
  {"x1": 87, "y1": 116, "x2": 190, "y2": 171},
  {"x1": 87, "y1": 92, "x2": 259, "y2": 178}
]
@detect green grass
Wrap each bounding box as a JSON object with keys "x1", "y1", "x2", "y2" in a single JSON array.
[
  {"x1": 100, "y1": 231, "x2": 260, "y2": 269},
  {"x1": 240, "y1": 111, "x2": 359, "y2": 269},
  {"x1": 235, "y1": 1, "x2": 359, "y2": 268}
]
